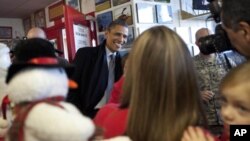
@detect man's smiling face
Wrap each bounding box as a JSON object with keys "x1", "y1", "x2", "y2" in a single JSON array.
[{"x1": 105, "y1": 25, "x2": 128, "y2": 52}]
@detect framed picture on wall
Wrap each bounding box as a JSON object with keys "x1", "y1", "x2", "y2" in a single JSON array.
[
  {"x1": 154, "y1": 0, "x2": 171, "y2": 2},
  {"x1": 0, "y1": 27, "x2": 12, "y2": 39},
  {"x1": 112, "y1": 0, "x2": 130, "y2": 6},
  {"x1": 97, "y1": 11, "x2": 113, "y2": 32},
  {"x1": 34, "y1": 9, "x2": 46, "y2": 28},
  {"x1": 98, "y1": 33, "x2": 105, "y2": 45},
  {"x1": 23, "y1": 17, "x2": 32, "y2": 35},
  {"x1": 122, "y1": 26, "x2": 134, "y2": 49},
  {"x1": 155, "y1": 5, "x2": 173, "y2": 23},
  {"x1": 65, "y1": 0, "x2": 81, "y2": 11},
  {"x1": 95, "y1": 0, "x2": 111, "y2": 12},
  {"x1": 113, "y1": 5, "x2": 133, "y2": 25},
  {"x1": 48, "y1": 1, "x2": 64, "y2": 22},
  {"x1": 136, "y1": 3, "x2": 156, "y2": 23}
]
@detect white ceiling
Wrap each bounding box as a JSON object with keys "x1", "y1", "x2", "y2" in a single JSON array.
[{"x1": 0, "y1": 0, "x2": 59, "y2": 18}]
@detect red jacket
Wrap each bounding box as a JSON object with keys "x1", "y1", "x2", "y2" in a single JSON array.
[
  {"x1": 94, "y1": 103, "x2": 128, "y2": 139},
  {"x1": 108, "y1": 76, "x2": 124, "y2": 104}
]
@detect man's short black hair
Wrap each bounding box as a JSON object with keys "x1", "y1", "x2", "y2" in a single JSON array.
[
  {"x1": 222, "y1": 0, "x2": 250, "y2": 30},
  {"x1": 107, "y1": 19, "x2": 128, "y2": 31}
]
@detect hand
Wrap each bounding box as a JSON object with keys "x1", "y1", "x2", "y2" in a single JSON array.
[
  {"x1": 182, "y1": 126, "x2": 215, "y2": 141},
  {"x1": 201, "y1": 90, "x2": 214, "y2": 103}
]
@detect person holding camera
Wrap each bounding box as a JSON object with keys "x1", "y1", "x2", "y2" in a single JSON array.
[
  {"x1": 181, "y1": 0, "x2": 250, "y2": 140},
  {"x1": 221, "y1": 0, "x2": 250, "y2": 59},
  {"x1": 193, "y1": 28, "x2": 228, "y2": 136}
]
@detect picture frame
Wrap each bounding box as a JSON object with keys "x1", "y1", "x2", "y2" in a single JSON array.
[
  {"x1": 97, "y1": 11, "x2": 113, "y2": 32},
  {"x1": 0, "y1": 27, "x2": 12, "y2": 39},
  {"x1": 155, "y1": 4, "x2": 173, "y2": 23},
  {"x1": 154, "y1": 0, "x2": 171, "y2": 3},
  {"x1": 136, "y1": 3, "x2": 156, "y2": 23},
  {"x1": 23, "y1": 17, "x2": 32, "y2": 35},
  {"x1": 48, "y1": 1, "x2": 64, "y2": 22},
  {"x1": 122, "y1": 27, "x2": 134, "y2": 49},
  {"x1": 98, "y1": 33, "x2": 105, "y2": 45},
  {"x1": 112, "y1": 0, "x2": 130, "y2": 7},
  {"x1": 113, "y1": 5, "x2": 133, "y2": 25},
  {"x1": 65, "y1": 0, "x2": 81, "y2": 11},
  {"x1": 34, "y1": 9, "x2": 46, "y2": 28},
  {"x1": 95, "y1": 0, "x2": 111, "y2": 12},
  {"x1": 95, "y1": 0, "x2": 107, "y2": 5}
]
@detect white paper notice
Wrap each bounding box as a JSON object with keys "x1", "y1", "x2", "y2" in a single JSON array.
[{"x1": 73, "y1": 24, "x2": 90, "y2": 51}]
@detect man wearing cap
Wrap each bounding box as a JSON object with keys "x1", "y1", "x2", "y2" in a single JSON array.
[{"x1": 67, "y1": 20, "x2": 128, "y2": 118}]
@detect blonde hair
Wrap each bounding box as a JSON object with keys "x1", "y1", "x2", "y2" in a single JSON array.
[
  {"x1": 125, "y1": 26, "x2": 204, "y2": 141},
  {"x1": 220, "y1": 60, "x2": 250, "y2": 91}
]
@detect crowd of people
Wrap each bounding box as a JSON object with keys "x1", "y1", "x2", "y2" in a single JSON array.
[{"x1": 0, "y1": 0, "x2": 250, "y2": 141}]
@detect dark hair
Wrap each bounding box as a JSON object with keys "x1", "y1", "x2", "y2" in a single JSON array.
[
  {"x1": 107, "y1": 19, "x2": 128, "y2": 31},
  {"x1": 222, "y1": 0, "x2": 250, "y2": 30}
]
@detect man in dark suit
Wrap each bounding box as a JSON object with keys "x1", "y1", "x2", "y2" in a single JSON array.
[{"x1": 67, "y1": 20, "x2": 128, "y2": 118}]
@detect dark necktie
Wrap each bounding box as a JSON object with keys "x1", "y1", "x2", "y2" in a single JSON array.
[{"x1": 106, "y1": 54, "x2": 115, "y2": 101}]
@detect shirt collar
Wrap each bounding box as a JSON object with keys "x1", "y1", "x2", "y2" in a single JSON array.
[{"x1": 105, "y1": 46, "x2": 116, "y2": 57}]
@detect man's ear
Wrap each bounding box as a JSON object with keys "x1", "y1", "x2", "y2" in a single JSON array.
[
  {"x1": 104, "y1": 30, "x2": 109, "y2": 39},
  {"x1": 238, "y1": 21, "x2": 250, "y2": 41}
]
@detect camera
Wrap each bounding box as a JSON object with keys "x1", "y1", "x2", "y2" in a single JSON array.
[{"x1": 198, "y1": 0, "x2": 234, "y2": 55}]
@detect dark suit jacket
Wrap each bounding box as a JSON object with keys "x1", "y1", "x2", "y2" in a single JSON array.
[{"x1": 67, "y1": 40, "x2": 123, "y2": 117}]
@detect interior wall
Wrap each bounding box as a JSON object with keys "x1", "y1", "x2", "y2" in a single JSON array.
[{"x1": 0, "y1": 18, "x2": 25, "y2": 39}]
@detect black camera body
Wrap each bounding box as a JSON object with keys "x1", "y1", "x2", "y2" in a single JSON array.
[
  {"x1": 198, "y1": 0, "x2": 234, "y2": 55},
  {"x1": 198, "y1": 24, "x2": 233, "y2": 55}
]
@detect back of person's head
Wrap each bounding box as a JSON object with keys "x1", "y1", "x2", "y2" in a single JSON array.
[
  {"x1": 107, "y1": 19, "x2": 128, "y2": 31},
  {"x1": 221, "y1": 0, "x2": 250, "y2": 30},
  {"x1": 195, "y1": 28, "x2": 211, "y2": 43},
  {"x1": 124, "y1": 26, "x2": 203, "y2": 141},
  {"x1": 26, "y1": 27, "x2": 47, "y2": 39}
]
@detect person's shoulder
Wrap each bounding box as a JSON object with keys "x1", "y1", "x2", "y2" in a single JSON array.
[
  {"x1": 96, "y1": 104, "x2": 119, "y2": 117},
  {"x1": 193, "y1": 55, "x2": 202, "y2": 66},
  {"x1": 193, "y1": 54, "x2": 201, "y2": 60},
  {"x1": 94, "y1": 104, "x2": 119, "y2": 124},
  {"x1": 102, "y1": 103, "x2": 120, "y2": 110},
  {"x1": 76, "y1": 46, "x2": 97, "y2": 53},
  {"x1": 75, "y1": 46, "x2": 102, "y2": 58}
]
